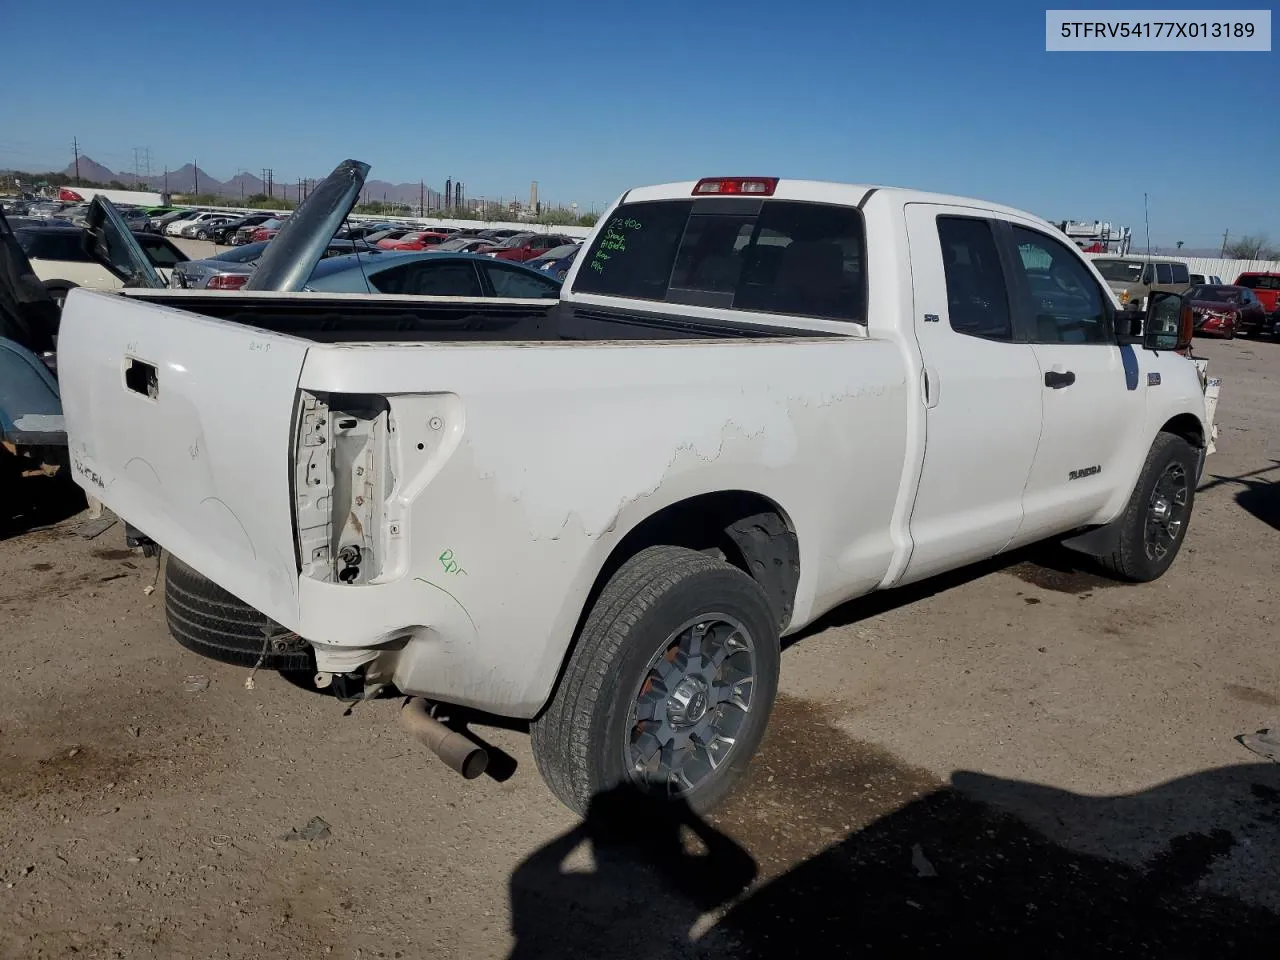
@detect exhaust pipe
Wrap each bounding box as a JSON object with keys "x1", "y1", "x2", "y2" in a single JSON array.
[{"x1": 399, "y1": 697, "x2": 489, "y2": 780}]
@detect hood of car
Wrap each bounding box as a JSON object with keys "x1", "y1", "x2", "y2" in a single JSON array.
[
  {"x1": 243, "y1": 159, "x2": 369, "y2": 292},
  {"x1": 84, "y1": 196, "x2": 165, "y2": 289}
]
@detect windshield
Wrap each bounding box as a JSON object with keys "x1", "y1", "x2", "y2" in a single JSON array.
[
  {"x1": 1092, "y1": 259, "x2": 1144, "y2": 283},
  {"x1": 1188, "y1": 285, "x2": 1241, "y2": 303},
  {"x1": 497, "y1": 234, "x2": 533, "y2": 248},
  {"x1": 434, "y1": 238, "x2": 473, "y2": 251},
  {"x1": 1235, "y1": 274, "x2": 1280, "y2": 290}
]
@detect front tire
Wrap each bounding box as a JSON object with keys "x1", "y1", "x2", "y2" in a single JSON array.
[
  {"x1": 531, "y1": 545, "x2": 780, "y2": 816},
  {"x1": 197, "y1": 229, "x2": 209, "y2": 240},
  {"x1": 1098, "y1": 432, "x2": 1198, "y2": 582}
]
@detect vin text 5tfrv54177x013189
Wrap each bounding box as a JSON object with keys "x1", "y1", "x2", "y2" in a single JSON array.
[{"x1": 56, "y1": 161, "x2": 1218, "y2": 814}]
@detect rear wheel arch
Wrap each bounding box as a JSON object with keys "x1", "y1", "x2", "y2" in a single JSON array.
[{"x1": 541, "y1": 490, "x2": 800, "y2": 713}]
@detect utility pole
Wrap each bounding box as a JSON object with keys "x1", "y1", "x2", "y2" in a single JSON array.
[
  {"x1": 72, "y1": 137, "x2": 80, "y2": 184},
  {"x1": 1220, "y1": 229, "x2": 1229, "y2": 258},
  {"x1": 420, "y1": 180, "x2": 424, "y2": 217},
  {"x1": 193, "y1": 160, "x2": 199, "y2": 195}
]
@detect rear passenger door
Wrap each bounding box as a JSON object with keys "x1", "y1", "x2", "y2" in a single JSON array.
[
  {"x1": 1002, "y1": 224, "x2": 1143, "y2": 539},
  {"x1": 899, "y1": 205, "x2": 1044, "y2": 585}
]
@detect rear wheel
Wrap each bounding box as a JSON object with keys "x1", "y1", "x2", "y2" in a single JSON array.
[
  {"x1": 531, "y1": 545, "x2": 780, "y2": 816},
  {"x1": 196, "y1": 229, "x2": 209, "y2": 240},
  {"x1": 164, "y1": 555, "x2": 312, "y2": 671},
  {"x1": 1097, "y1": 432, "x2": 1198, "y2": 582}
]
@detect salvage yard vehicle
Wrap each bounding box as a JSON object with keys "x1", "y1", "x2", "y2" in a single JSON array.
[
  {"x1": 13, "y1": 220, "x2": 187, "y2": 307},
  {"x1": 1092, "y1": 256, "x2": 1192, "y2": 311},
  {"x1": 59, "y1": 161, "x2": 1218, "y2": 817}
]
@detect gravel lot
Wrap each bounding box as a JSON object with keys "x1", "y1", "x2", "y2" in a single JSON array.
[{"x1": 2, "y1": 338, "x2": 1277, "y2": 959}]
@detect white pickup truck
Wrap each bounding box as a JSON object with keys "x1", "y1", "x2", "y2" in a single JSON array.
[{"x1": 59, "y1": 162, "x2": 1217, "y2": 814}]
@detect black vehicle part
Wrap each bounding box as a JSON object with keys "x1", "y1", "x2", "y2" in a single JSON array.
[
  {"x1": 124, "y1": 522, "x2": 160, "y2": 558},
  {"x1": 42, "y1": 280, "x2": 78, "y2": 311},
  {"x1": 531, "y1": 545, "x2": 780, "y2": 816},
  {"x1": 164, "y1": 554, "x2": 312, "y2": 670},
  {"x1": 1093, "y1": 433, "x2": 1198, "y2": 582}
]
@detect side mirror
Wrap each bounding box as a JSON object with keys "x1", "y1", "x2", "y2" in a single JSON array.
[
  {"x1": 1143, "y1": 291, "x2": 1193, "y2": 353},
  {"x1": 1114, "y1": 308, "x2": 1143, "y2": 344}
]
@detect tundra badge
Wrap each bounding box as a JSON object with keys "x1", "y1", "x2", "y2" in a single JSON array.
[{"x1": 1068, "y1": 465, "x2": 1102, "y2": 481}]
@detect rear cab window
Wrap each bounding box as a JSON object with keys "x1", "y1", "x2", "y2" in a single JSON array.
[{"x1": 573, "y1": 198, "x2": 866, "y2": 323}]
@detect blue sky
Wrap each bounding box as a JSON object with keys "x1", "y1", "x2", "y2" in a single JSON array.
[{"x1": 1, "y1": 0, "x2": 1274, "y2": 247}]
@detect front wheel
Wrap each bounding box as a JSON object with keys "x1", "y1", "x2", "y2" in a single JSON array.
[
  {"x1": 197, "y1": 229, "x2": 209, "y2": 240},
  {"x1": 531, "y1": 545, "x2": 780, "y2": 816},
  {"x1": 1098, "y1": 432, "x2": 1198, "y2": 582}
]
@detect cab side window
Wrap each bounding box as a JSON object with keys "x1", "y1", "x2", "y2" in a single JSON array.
[
  {"x1": 1156, "y1": 263, "x2": 1173, "y2": 284},
  {"x1": 936, "y1": 217, "x2": 1013, "y2": 341},
  {"x1": 1170, "y1": 263, "x2": 1190, "y2": 284},
  {"x1": 1009, "y1": 227, "x2": 1110, "y2": 345}
]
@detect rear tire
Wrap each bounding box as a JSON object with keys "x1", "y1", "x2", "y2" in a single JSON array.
[
  {"x1": 531, "y1": 545, "x2": 780, "y2": 816},
  {"x1": 197, "y1": 229, "x2": 209, "y2": 240},
  {"x1": 164, "y1": 555, "x2": 312, "y2": 670},
  {"x1": 1097, "y1": 433, "x2": 1198, "y2": 582}
]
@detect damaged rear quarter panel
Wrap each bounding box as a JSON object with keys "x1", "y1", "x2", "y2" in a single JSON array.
[{"x1": 298, "y1": 337, "x2": 910, "y2": 716}]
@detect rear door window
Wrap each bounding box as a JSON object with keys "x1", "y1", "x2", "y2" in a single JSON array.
[
  {"x1": 1155, "y1": 263, "x2": 1173, "y2": 284},
  {"x1": 573, "y1": 199, "x2": 866, "y2": 323},
  {"x1": 1170, "y1": 263, "x2": 1189, "y2": 284},
  {"x1": 935, "y1": 217, "x2": 1013, "y2": 340},
  {"x1": 483, "y1": 262, "x2": 561, "y2": 298},
  {"x1": 371, "y1": 260, "x2": 483, "y2": 297}
]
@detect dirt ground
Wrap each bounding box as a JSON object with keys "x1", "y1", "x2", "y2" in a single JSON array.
[{"x1": 2, "y1": 338, "x2": 1278, "y2": 959}]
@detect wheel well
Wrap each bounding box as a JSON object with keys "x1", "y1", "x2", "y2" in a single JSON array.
[
  {"x1": 1161, "y1": 413, "x2": 1204, "y2": 449},
  {"x1": 579, "y1": 491, "x2": 800, "y2": 635}
]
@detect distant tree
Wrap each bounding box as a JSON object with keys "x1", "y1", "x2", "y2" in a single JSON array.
[
  {"x1": 576, "y1": 212, "x2": 599, "y2": 227},
  {"x1": 1226, "y1": 234, "x2": 1279, "y2": 260},
  {"x1": 107, "y1": 180, "x2": 129, "y2": 190},
  {"x1": 353, "y1": 200, "x2": 409, "y2": 216},
  {"x1": 237, "y1": 193, "x2": 293, "y2": 210},
  {"x1": 536, "y1": 207, "x2": 579, "y2": 226}
]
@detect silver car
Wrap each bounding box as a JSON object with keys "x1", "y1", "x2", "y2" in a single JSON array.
[{"x1": 169, "y1": 239, "x2": 378, "y2": 290}]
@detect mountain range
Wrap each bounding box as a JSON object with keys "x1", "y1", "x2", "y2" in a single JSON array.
[{"x1": 58, "y1": 156, "x2": 458, "y2": 208}]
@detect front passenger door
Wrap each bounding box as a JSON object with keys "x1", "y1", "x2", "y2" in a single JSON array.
[{"x1": 1005, "y1": 225, "x2": 1146, "y2": 541}]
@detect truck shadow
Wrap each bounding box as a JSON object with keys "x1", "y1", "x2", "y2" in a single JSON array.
[
  {"x1": 506, "y1": 697, "x2": 1280, "y2": 958},
  {"x1": 1202, "y1": 460, "x2": 1280, "y2": 532}
]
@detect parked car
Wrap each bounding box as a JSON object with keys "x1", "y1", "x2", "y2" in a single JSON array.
[
  {"x1": 526, "y1": 243, "x2": 581, "y2": 279},
  {"x1": 1091, "y1": 256, "x2": 1192, "y2": 310},
  {"x1": 248, "y1": 218, "x2": 289, "y2": 243},
  {"x1": 56, "y1": 161, "x2": 1219, "y2": 818},
  {"x1": 478, "y1": 232, "x2": 577, "y2": 263},
  {"x1": 362, "y1": 227, "x2": 417, "y2": 246},
  {"x1": 207, "y1": 213, "x2": 279, "y2": 245},
  {"x1": 1184, "y1": 284, "x2": 1266, "y2": 339},
  {"x1": 336, "y1": 222, "x2": 396, "y2": 241},
  {"x1": 149, "y1": 208, "x2": 196, "y2": 234},
  {"x1": 13, "y1": 221, "x2": 187, "y2": 306},
  {"x1": 428, "y1": 236, "x2": 502, "y2": 254},
  {"x1": 377, "y1": 231, "x2": 450, "y2": 251},
  {"x1": 1189, "y1": 273, "x2": 1223, "y2": 286},
  {"x1": 303, "y1": 250, "x2": 562, "y2": 297},
  {"x1": 169, "y1": 239, "x2": 379, "y2": 290},
  {"x1": 1233, "y1": 272, "x2": 1280, "y2": 328},
  {"x1": 167, "y1": 211, "x2": 235, "y2": 237},
  {"x1": 180, "y1": 215, "x2": 240, "y2": 240}
]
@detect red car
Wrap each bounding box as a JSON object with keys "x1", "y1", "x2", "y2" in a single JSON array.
[
  {"x1": 1234, "y1": 272, "x2": 1280, "y2": 331},
  {"x1": 377, "y1": 231, "x2": 449, "y2": 252},
  {"x1": 249, "y1": 217, "x2": 287, "y2": 243},
  {"x1": 477, "y1": 233, "x2": 576, "y2": 263},
  {"x1": 1185, "y1": 284, "x2": 1267, "y2": 339}
]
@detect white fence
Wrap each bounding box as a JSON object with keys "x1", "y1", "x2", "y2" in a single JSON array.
[
  {"x1": 1085, "y1": 252, "x2": 1280, "y2": 281},
  {"x1": 194, "y1": 203, "x2": 594, "y2": 240}
]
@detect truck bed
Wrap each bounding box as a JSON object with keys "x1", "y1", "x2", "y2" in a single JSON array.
[{"x1": 122, "y1": 290, "x2": 835, "y2": 343}]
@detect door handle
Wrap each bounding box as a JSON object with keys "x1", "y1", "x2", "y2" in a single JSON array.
[{"x1": 1044, "y1": 370, "x2": 1076, "y2": 389}]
